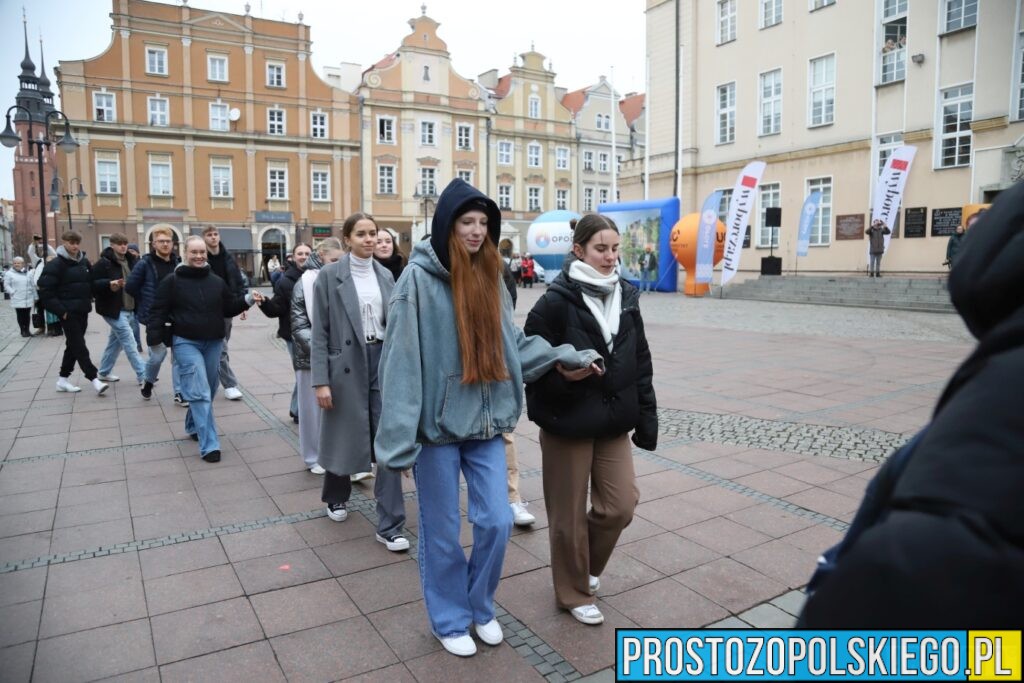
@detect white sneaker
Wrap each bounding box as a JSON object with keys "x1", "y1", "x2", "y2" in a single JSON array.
[
  {"x1": 589, "y1": 575, "x2": 600, "y2": 595},
  {"x1": 309, "y1": 464, "x2": 326, "y2": 475},
  {"x1": 350, "y1": 471, "x2": 373, "y2": 482},
  {"x1": 511, "y1": 501, "x2": 536, "y2": 527},
  {"x1": 474, "y1": 619, "x2": 503, "y2": 645},
  {"x1": 376, "y1": 533, "x2": 410, "y2": 552},
  {"x1": 570, "y1": 604, "x2": 604, "y2": 625},
  {"x1": 97, "y1": 374, "x2": 120, "y2": 382},
  {"x1": 223, "y1": 386, "x2": 243, "y2": 400},
  {"x1": 55, "y1": 377, "x2": 81, "y2": 393},
  {"x1": 436, "y1": 633, "x2": 476, "y2": 657},
  {"x1": 91, "y1": 378, "x2": 109, "y2": 395},
  {"x1": 326, "y1": 503, "x2": 348, "y2": 522}
]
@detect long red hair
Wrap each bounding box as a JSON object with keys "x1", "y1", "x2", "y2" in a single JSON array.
[{"x1": 449, "y1": 233, "x2": 508, "y2": 384}]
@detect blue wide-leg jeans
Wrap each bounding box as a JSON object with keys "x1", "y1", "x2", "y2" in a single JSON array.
[
  {"x1": 173, "y1": 336, "x2": 223, "y2": 456},
  {"x1": 98, "y1": 311, "x2": 147, "y2": 381}
]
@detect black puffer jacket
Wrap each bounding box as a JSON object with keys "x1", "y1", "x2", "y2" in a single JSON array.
[
  {"x1": 258, "y1": 262, "x2": 302, "y2": 341},
  {"x1": 38, "y1": 246, "x2": 94, "y2": 317},
  {"x1": 206, "y1": 247, "x2": 245, "y2": 297},
  {"x1": 147, "y1": 264, "x2": 250, "y2": 346},
  {"x1": 800, "y1": 180, "x2": 1024, "y2": 628},
  {"x1": 92, "y1": 247, "x2": 138, "y2": 319},
  {"x1": 524, "y1": 268, "x2": 657, "y2": 449}
]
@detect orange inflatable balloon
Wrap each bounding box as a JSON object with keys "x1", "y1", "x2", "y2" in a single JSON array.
[{"x1": 670, "y1": 213, "x2": 726, "y2": 296}]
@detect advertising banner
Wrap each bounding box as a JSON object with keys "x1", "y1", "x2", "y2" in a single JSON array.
[
  {"x1": 796, "y1": 191, "x2": 822, "y2": 257},
  {"x1": 721, "y1": 161, "x2": 766, "y2": 285},
  {"x1": 695, "y1": 191, "x2": 722, "y2": 284}
]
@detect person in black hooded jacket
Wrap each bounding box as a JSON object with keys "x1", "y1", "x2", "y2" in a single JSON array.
[
  {"x1": 524, "y1": 213, "x2": 657, "y2": 627},
  {"x1": 92, "y1": 234, "x2": 146, "y2": 384},
  {"x1": 799, "y1": 180, "x2": 1024, "y2": 628}
]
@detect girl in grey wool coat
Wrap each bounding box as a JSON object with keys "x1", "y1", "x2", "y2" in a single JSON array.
[{"x1": 310, "y1": 213, "x2": 408, "y2": 552}]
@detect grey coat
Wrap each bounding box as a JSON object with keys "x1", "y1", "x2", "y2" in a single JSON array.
[
  {"x1": 290, "y1": 269, "x2": 318, "y2": 371},
  {"x1": 310, "y1": 255, "x2": 395, "y2": 475}
]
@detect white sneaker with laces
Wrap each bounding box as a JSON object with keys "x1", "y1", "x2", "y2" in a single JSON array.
[
  {"x1": 436, "y1": 633, "x2": 477, "y2": 657},
  {"x1": 589, "y1": 575, "x2": 600, "y2": 595},
  {"x1": 570, "y1": 604, "x2": 604, "y2": 625},
  {"x1": 91, "y1": 378, "x2": 109, "y2": 395},
  {"x1": 97, "y1": 374, "x2": 120, "y2": 382},
  {"x1": 474, "y1": 619, "x2": 503, "y2": 645},
  {"x1": 510, "y1": 501, "x2": 536, "y2": 527},
  {"x1": 309, "y1": 464, "x2": 326, "y2": 475},
  {"x1": 223, "y1": 386, "x2": 243, "y2": 400},
  {"x1": 375, "y1": 533, "x2": 410, "y2": 552},
  {"x1": 350, "y1": 471, "x2": 373, "y2": 482},
  {"x1": 56, "y1": 377, "x2": 81, "y2": 393}
]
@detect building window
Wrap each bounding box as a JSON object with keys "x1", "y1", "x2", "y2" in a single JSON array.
[
  {"x1": 717, "y1": 0, "x2": 737, "y2": 44},
  {"x1": 583, "y1": 150, "x2": 594, "y2": 171},
  {"x1": 420, "y1": 121, "x2": 436, "y2": 146},
  {"x1": 209, "y1": 103, "x2": 229, "y2": 131},
  {"x1": 457, "y1": 169, "x2": 473, "y2": 185},
  {"x1": 556, "y1": 147, "x2": 570, "y2": 170},
  {"x1": 808, "y1": 54, "x2": 836, "y2": 126},
  {"x1": 266, "y1": 62, "x2": 285, "y2": 87},
  {"x1": 595, "y1": 113, "x2": 612, "y2": 131},
  {"x1": 377, "y1": 165, "x2": 395, "y2": 194},
  {"x1": 880, "y1": 2, "x2": 907, "y2": 85},
  {"x1": 207, "y1": 54, "x2": 228, "y2": 82},
  {"x1": 877, "y1": 132, "x2": 904, "y2": 175},
  {"x1": 498, "y1": 140, "x2": 513, "y2": 165},
  {"x1": 528, "y1": 95, "x2": 541, "y2": 119},
  {"x1": 759, "y1": 70, "x2": 782, "y2": 136},
  {"x1": 528, "y1": 186, "x2": 542, "y2": 212},
  {"x1": 944, "y1": 0, "x2": 977, "y2": 32},
  {"x1": 148, "y1": 97, "x2": 168, "y2": 127},
  {"x1": 149, "y1": 156, "x2": 172, "y2": 196},
  {"x1": 93, "y1": 92, "x2": 115, "y2": 122},
  {"x1": 146, "y1": 46, "x2": 167, "y2": 76},
  {"x1": 583, "y1": 187, "x2": 594, "y2": 212},
  {"x1": 760, "y1": 0, "x2": 782, "y2": 28},
  {"x1": 598, "y1": 152, "x2": 610, "y2": 172},
  {"x1": 211, "y1": 160, "x2": 232, "y2": 198},
  {"x1": 418, "y1": 167, "x2": 437, "y2": 196},
  {"x1": 267, "y1": 108, "x2": 285, "y2": 135},
  {"x1": 498, "y1": 184, "x2": 512, "y2": 210},
  {"x1": 717, "y1": 189, "x2": 733, "y2": 223},
  {"x1": 1018, "y1": 36, "x2": 1024, "y2": 120},
  {"x1": 810, "y1": 0, "x2": 835, "y2": 9},
  {"x1": 939, "y1": 84, "x2": 973, "y2": 168},
  {"x1": 556, "y1": 188, "x2": 568, "y2": 210},
  {"x1": 311, "y1": 167, "x2": 330, "y2": 202},
  {"x1": 378, "y1": 116, "x2": 395, "y2": 144},
  {"x1": 757, "y1": 183, "x2": 781, "y2": 248},
  {"x1": 528, "y1": 142, "x2": 542, "y2": 168},
  {"x1": 310, "y1": 112, "x2": 327, "y2": 139},
  {"x1": 717, "y1": 82, "x2": 736, "y2": 144},
  {"x1": 268, "y1": 167, "x2": 288, "y2": 199},
  {"x1": 96, "y1": 155, "x2": 120, "y2": 195},
  {"x1": 456, "y1": 123, "x2": 473, "y2": 150},
  {"x1": 598, "y1": 188, "x2": 609, "y2": 205},
  {"x1": 883, "y1": 0, "x2": 907, "y2": 18},
  {"x1": 806, "y1": 177, "x2": 832, "y2": 245}
]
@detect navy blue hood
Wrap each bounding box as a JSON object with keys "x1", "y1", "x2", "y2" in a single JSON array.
[{"x1": 430, "y1": 178, "x2": 502, "y2": 272}]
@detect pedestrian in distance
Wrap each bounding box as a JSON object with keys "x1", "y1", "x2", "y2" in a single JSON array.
[
  {"x1": 520, "y1": 252, "x2": 535, "y2": 288},
  {"x1": 148, "y1": 236, "x2": 257, "y2": 463},
  {"x1": 510, "y1": 252, "x2": 522, "y2": 286},
  {"x1": 373, "y1": 227, "x2": 406, "y2": 283},
  {"x1": 91, "y1": 233, "x2": 147, "y2": 385},
  {"x1": 4, "y1": 256, "x2": 36, "y2": 337},
  {"x1": 524, "y1": 214, "x2": 657, "y2": 626},
  {"x1": 865, "y1": 219, "x2": 891, "y2": 277},
  {"x1": 638, "y1": 244, "x2": 659, "y2": 293},
  {"x1": 374, "y1": 178, "x2": 603, "y2": 658},
  {"x1": 37, "y1": 231, "x2": 108, "y2": 395},
  {"x1": 291, "y1": 238, "x2": 344, "y2": 474},
  {"x1": 202, "y1": 226, "x2": 247, "y2": 401}
]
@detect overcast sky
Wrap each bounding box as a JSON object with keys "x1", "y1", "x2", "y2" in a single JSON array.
[{"x1": 0, "y1": 0, "x2": 646, "y2": 199}]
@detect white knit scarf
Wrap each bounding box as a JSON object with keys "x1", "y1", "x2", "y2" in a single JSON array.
[{"x1": 568, "y1": 260, "x2": 621, "y2": 351}]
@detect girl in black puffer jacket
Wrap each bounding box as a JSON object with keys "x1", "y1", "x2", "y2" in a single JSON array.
[{"x1": 524, "y1": 214, "x2": 657, "y2": 627}]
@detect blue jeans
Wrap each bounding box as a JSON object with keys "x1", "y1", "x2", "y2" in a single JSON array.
[
  {"x1": 99, "y1": 311, "x2": 147, "y2": 381},
  {"x1": 286, "y1": 340, "x2": 298, "y2": 416},
  {"x1": 413, "y1": 436, "x2": 512, "y2": 638},
  {"x1": 145, "y1": 337, "x2": 182, "y2": 394},
  {"x1": 130, "y1": 314, "x2": 142, "y2": 352},
  {"x1": 641, "y1": 268, "x2": 657, "y2": 292},
  {"x1": 173, "y1": 336, "x2": 223, "y2": 456}
]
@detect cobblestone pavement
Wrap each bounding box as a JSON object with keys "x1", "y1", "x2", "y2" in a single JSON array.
[{"x1": 0, "y1": 288, "x2": 975, "y2": 681}]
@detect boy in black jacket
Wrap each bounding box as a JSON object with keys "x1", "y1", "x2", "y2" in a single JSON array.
[{"x1": 92, "y1": 233, "x2": 146, "y2": 384}]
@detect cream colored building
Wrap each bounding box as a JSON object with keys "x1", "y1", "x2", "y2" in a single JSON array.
[{"x1": 642, "y1": 0, "x2": 1024, "y2": 276}]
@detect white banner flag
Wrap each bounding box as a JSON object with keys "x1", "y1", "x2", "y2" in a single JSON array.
[
  {"x1": 720, "y1": 161, "x2": 766, "y2": 286},
  {"x1": 871, "y1": 145, "x2": 916, "y2": 254}
]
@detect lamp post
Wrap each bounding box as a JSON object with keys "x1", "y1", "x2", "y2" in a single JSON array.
[
  {"x1": 412, "y1": 182, "x2": 437, "y2": 241},
  {"x1": 0, "y1": 106, "x2": 80, "y2": 262},
  {"x1": 48, "y1": 176, "x2": 88, "y2": 233}
]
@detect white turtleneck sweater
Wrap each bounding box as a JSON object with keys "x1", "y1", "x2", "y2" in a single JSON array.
[{"x1": 350, "y1": 254, "x2": 385, "y2": 341}]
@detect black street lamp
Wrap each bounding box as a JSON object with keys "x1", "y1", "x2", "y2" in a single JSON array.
[
  {"x1": 48, "y1": 176, "x2": 88, "y2": 233},
  {"x1": 0, "y1": 106, "x2": 79, "y2": 263},
  {"x1": 413, "y1": 182, "x2": 437, "y2": 241}
]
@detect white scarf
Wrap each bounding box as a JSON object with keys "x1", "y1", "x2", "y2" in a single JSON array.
[{"x1": 568, "y1": 260, "x2": 621, "y2": 351}]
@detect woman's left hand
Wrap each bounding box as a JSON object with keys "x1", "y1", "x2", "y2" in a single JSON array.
[{"x1": 556, "y1": 362, "x2": 603, "y2": 382}]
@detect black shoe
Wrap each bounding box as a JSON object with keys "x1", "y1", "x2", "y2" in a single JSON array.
[
  {"x1": 189, "y1": 433, "x2": 199, "y2": 442},
  {"x1": 141, "y1": 381, "x2": 154, "y2": 400},
  {"x1": 174, "y1": 393, "x2": 189, "y2": 407},
  {"x1": 20, "y1": 330, "x2": 30, "y2": 337},
  {"x1": 290, "y1": 411, "x2": 299, "y2": 424},
  {"x1": 201, "y1": 450, "x2": 221, "y2": 463}
]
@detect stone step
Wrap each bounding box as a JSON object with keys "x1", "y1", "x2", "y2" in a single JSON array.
[
  {"x1": 717, "y1": 275, "x2": 956, "y2": 313},
  {"x1": 721, "y1": 292, "x2": 955, "y2": 313}
]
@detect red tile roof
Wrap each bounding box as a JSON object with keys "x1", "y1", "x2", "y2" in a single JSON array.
[
  {"x1": 493, "y1": 74, "x2": 512, "y2": 98},
  {"x1": 365, "y1": 52, "x2": 398, "y2": 74},
  {"x1": 561, "y1": 87, "x2": 588, "y2": 114},
  {"x1": 619, "y1": 93, "x2": 645, "y2": 126}
]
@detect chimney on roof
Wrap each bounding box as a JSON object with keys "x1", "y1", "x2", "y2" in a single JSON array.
[{"x1": 477, "y1": 69, "x2": 498, "y2": 89}]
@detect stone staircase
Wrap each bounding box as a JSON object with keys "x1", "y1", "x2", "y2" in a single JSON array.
[{"x1": 719, "y1": 275, "x2": 955, "y2": 313}]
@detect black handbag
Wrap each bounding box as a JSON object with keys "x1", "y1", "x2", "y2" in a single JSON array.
[{"x1": 31, "y1": 311, "x2": 44, "y2": 328}]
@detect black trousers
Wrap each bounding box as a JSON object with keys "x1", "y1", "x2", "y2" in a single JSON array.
[
  {"x1": 15, "y1": 308, "x2": 31, "y2": 333},
  {"x1": 60, "y1": 311, "x2": 98, "y2": 380}
]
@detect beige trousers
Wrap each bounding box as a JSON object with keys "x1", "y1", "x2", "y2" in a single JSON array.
[{"x1": 503, "y1": 432, "x2": 521, "y2": 503}]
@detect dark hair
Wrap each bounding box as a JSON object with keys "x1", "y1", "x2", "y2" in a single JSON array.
[
  {"x1": 570, "y1": 214, "x2": 619, "y2": 247},
  {"x1": 292, "y1": 241, "x2": 311, "y2": 254},
  {"x1": 342, "y1": 212, "x2": 378, "y2": 240},
  {"x1": 61, "y1": 231, "x2": 82, "y2": 243},
  {"x1": 108, "y1": 233, "x2": 129, "y2": 245},
  {"x1": 201, "y1": 225, "x2": 219, "y2": 235}
]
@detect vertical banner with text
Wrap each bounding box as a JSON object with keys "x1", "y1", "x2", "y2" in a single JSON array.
[
  {"x1": 696, "y1": 191, "x2": 723, "y2": 283},
  {"x1": 871, "y1": 145, "x2": 916, "y2": 256},
  {"x1": 796, "y1": 191, "x2": 822, "y2": 257},
  {"x1": 720, "y1": 161, "x2": 766, "y2": 286}
]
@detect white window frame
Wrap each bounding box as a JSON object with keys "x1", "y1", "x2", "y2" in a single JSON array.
[
  {"x1": 759, "y1": 69, "x2": 782, "y2": 136},
  {"x1": 877, "y1": 132, "x2": 904, "y2": 175},
  {"x1": 598, "y1": 152, "x2": 610, "y2": 173},
  {"x1": 268, "y1": 166, "x2": 288, "y2": 200},
  {"x1": 456, "y1": 123, "x2": 473, "y2": 151},
  {"x1": 95, "y1": 155, "x2": 121, "y2": 195},
  {"x1": 377, "y1": 164, "x2": 395, "y2": 195},
  {"x1": 881, "y1": 45, "x2": 907, "y2": 84},
  {"x1": 147, "y1": 96, "x2": 168, "y2": 127},
  {"x1": 806, "y1": 176, "x2": 832, "y2": 246},
  {"x1": 266, "y1": 61, "x2": 285, "y2": 88},
  {"x1": 457, "y1": 169, "x2": 473, "y2": 185},
  {"x1": 810, "y1": 0, "x2": 835, "y2": 9},
  {"x1": 527, "y1": 142, "x2": 542, "y2": 168},
  {"x1": 498, "y1": 140, "x2": 513, "y2": 166},
  {"x1": 209, "y1": 102, "x2": 229, "y2": 132},
  {"x1": 760, "y1": 0, "x2": 783, "y2": 28},
  {"x1": 93, "y1": 91, "x2": 115, "y2": 123},
  {"x1": 716, "y1": 188, "x2": 733, "y2": 224},
  {"x1": 310, "y1": 111, "x2": 327, "y2": 139},
  {"x1": 556, "y1": 146, "x2": 570, "y2": 170},
  {"x1": 418, "y1": 167, "x2": 437, "y2": 196},
  {"x1": 717, "y1": 82, "x2": 736, "y2": 144},
  {"x1": 210, "y1": 160, "x2": 233, "y2": 198},
  {"x1": 756, "y1": 183, "x2": 781, "y2": 248},
  {"x1": 808, "y1": 53, "x2": 836, "y2": 127},
  {"x1": 882, "y1": 0, "x2": 907, "y2": 20},
  {"x1": 944, "y1": 0, "x2": 978, "y2": 33},
  {"x1": 267, "y1": 108, "x2": 285, "y2": 136},
  {"x1": 498, "y1": 184, "x2": 513, "y2": 210},
  {"x1": 311, "y1": 166, "x2": 331, "y2": 202},
  {"x1": 145, "y1": 46, "x2": 168, "y2": 76},
  {"x1": 420, "y1": 121, "x2": 436, "y2": 146},
  {"x1": 717, "y1": 0, "x2": 737, "y2": 44},
  {"x1": 527, "y1": 186, "x2": 543, "y2": 212},
  {"x1": 583, "y1": 150, "x2": 594, "y2": 171},
  {"x1": 207, "y1": 54, "x2": 228, "y2": 82},
  {"x1": 528, "y1": 95, "x2": 541, "y2": 119},
  {"x1": 938, "y1": 83, "x2": 973, "y2": 168},
  {"x1": 377, "y1": 116, "x2": 396, "y2": 144},
  {"x1": 583, "y1": 187, "x2": 594, "y2": 212},
  {"x1": 148, "y1": 155, "x2": 172, "y2": 197},
  {"x1": 556, "y1": 188, "x2": 568, "y2": 210},
  {"x1": 1017, "y1": 32, "x2": 1024, "y2": 121},
  {"x1": 599, "y1": 188, "x2": 609, "y2": 205}
]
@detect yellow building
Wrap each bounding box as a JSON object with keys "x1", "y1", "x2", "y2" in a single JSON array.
[{"x1": 55, "y1": 0, "x2": 360, "y2": 280}]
